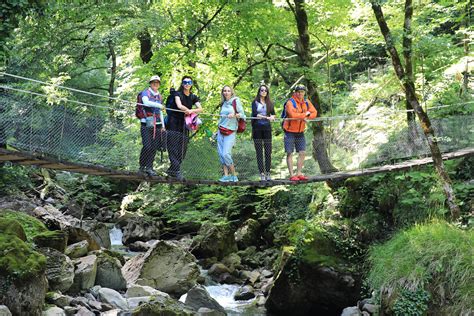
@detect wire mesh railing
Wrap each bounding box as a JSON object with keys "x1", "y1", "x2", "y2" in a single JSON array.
[{"x1": 0, "y1": 85, "x2": 472, "y2": 182}]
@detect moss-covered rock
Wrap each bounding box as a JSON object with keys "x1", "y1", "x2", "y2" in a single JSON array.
[
  {"x1": 33, "y1": 230, "x2": 68, "y2": 252},
  {"x1": 0, "y1": 218, "x2": 26, "y2": 241},
  {"x1": 0, "y1": 209, "x2": 47, "y2": 241},
  {"x1": 0, "y1": 235, "x2": 47, "y2": 316},
  {"x1": 191, "y1": 223, "x2": 237, "y2": 260},
  {"x1": 0, "y1": 235, "x2": 46, "y2": 280},
  {"x1": 132, "y1": 295, "x2": 194, "y2": 316}
]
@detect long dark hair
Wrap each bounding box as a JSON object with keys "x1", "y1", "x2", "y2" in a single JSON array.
[
  {"x1": 254, "y1": 84, "x2": 274, "y2": 114},
  {"x1": 178, "y1": 75, "x2": 194, "y2": 93}
]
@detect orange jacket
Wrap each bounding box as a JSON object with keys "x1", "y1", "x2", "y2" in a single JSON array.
[{"x1": 282, "y1": 95, "x2": 317, "y2": 133}]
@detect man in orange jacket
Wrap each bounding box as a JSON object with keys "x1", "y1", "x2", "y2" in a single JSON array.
[{"x1": 283, "y1": 85, "x2": 317, "y2": 181}]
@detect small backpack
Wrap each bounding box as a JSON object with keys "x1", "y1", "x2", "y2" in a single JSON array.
[
  {"x1": 135, "y1": 92, "x2": 146, "y2": 119},
  {"x1": 280, "y1": 98, "x2": 308, "y2": 129}
]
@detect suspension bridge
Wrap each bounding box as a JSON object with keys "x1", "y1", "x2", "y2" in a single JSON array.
[{"x1": 0, "y1": 73, "x2": 473, "y2": 186}]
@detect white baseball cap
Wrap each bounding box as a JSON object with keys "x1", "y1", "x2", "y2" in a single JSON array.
[{"x1": 149, "y1": 75, "x2": 161, "y2": 83}]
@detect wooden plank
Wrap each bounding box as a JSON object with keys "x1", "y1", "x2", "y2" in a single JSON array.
[{"x1": 1, "y1": 147, "x2": 473, "y2": 186}]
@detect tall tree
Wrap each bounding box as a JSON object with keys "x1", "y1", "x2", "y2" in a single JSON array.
[
  {"x1": 287, "y1": 0, "x2": 337, "y2": 174},
  {"x1": 370, "y1": 0, "x2": 460, "y2": 219}
]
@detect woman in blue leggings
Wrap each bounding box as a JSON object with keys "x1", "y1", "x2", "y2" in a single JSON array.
[{"x1": 217, "y1": 85, "x2": 246, "y2": 182}]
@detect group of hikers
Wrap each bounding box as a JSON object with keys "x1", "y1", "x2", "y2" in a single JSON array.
[{"x1": 136, "y1": 75, "x2": 317, "y2": 182}]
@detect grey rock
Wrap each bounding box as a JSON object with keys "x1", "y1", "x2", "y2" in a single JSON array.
[
  {"x1": 42, "y1": 306, "x2": 66, "y2": 316},
  {"x1": 0, "y1": 273, "x2": 47, "y2": 316},
  {"x1": 45, "y1": 292, "x2": 73, "y2": 308},
  {"x1": 39, "y1": 247, "x2": 74, "y2": 292},
  {"x1": 125, "y1": 284, "x2": 169, "y2": 298},
  {"x1": 65, "y1": 240, "x2": 89, "y2": 258},
  {"x1": 69, "y1": 255, "x2": 98, "y2": 293},
  {"x1": 362, "y1": 303, "x2": 379, "y2": 314},
  {"x1": 127, "y1": 296, "x2": 151, "y2": 309},
  {"x1": 191, "y1": 223, "x2": 237, "y2": 260},
  {"x1": 89, "y1": 285, "x2": 102, "y2": 298},
  {"x1": 94, "y1": 251, "x2": 127, "y2": 290},
  {"x1": 184, "y1": 285, "x2": 225, "y2": 314},
  {"x1": 121, "y1": 216, "x2": 161, "y2": 245},
  {"x1": 122, "y1": 240, "x2": 199, "y2": 296},
  {"x1": 74, "y1": 306, "x2": 95, "y2": 316},
  {"x1": 0, "y1": 305, "x2": 12, "y2": 316},
  {"x1": 234, "y1": 219, "x2": 261, "y2": 250},
  {"x1": 98, "y1": 288, "x2": 129, "y2": 310},
  {"x1": 341, "y1": 307, "x2": 361, "y2": 316},
  {"x1": 234, "y1": 285, "x2": 255, "y2": 301}
]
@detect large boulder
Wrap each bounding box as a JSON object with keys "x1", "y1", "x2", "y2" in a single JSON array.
[
  {"x1": 69, "y1": 255, "x2": 98, "y2": 293},
  {"x1": 265, "y1": 255, "x2": 360, "y2": 315},
  {"x1": 65, "y1": 240, "x2": 89, "y2": 258},
  {"x1": 94, "y1": 251, "x2": 127, "y2": 290},
  {"x1": 38, "y1": 247, "x2": 75, "y2": 292},
  {"x1": 122, "y1": 241, "x2": 199, "y2": 297},
  {"x1": 33, "y1": 230, "x2": 68, "y2": 252},
  {"x1": 234, "y1": 219, "x2": 261, "y2": 250},
  {"x1": 191, "y1": 223, "x2": 237, "y2": 260},
  {"x1": 32, "y1": 206, "x2": 101, "y2": 250},
  {"x1": 184, "y1": 285, "x2": 225, "y2": 315},
  {"x1": 82, "y1": 221, "x2": 111, "y2": 249},
  {"x1": 120, "y1": 216, "x2": 161, "y2": 245},
  {"x1": 0, "y1": 235, "x2": 47, "y2": 316}
]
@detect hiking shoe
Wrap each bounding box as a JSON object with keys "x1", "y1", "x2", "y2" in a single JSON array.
[
  {"x1": 219, "y1": 175, "x2": 232, "y2": 182},
  {"x1": 138, "y1": 166, "x2": 147, "y2": 174},
  {"x1": 265, "y1": 173, "x2": 272, "y2": 181},
  {"x1": 260, "y1": 173, "x2": 266, "y2": 181},
  {"x1": 297, "y1": 174, "x2": 308, "y2": 181},
  {"x1": 231, "y1": 175, "x2": 239, "y2": 182},
  {"x1": 290, "y1": 175, "x2": 300, "y2": 181}
]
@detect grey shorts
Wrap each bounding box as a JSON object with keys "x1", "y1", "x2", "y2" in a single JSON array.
[{"x1": 284, "y1": 132, "x2": 306, "y2": 153}]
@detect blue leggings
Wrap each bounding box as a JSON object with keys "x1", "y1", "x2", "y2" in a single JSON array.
[{"x1": 217, "y1": 130, "x2": 236, "y2": 166}]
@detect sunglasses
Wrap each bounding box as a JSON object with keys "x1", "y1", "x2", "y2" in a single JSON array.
[
  {"x1": 260, "y1": 88, "x2": 268, "y2": 92},
  {"x1": 182, "y1": 80, "x2": 193, "y2": 85}
]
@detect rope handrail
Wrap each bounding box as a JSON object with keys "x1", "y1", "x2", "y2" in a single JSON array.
[{"x1": 1, "y1": 72, "x2": 473, "y2": 124}]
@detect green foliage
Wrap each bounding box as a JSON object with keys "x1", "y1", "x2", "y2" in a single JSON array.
[
  {"x1": 0, "y1": 210, "x2": 48, "y2": 242},
  {"x1": 392, "y1": 288, "x2": 430, "y2": 316},
  {"x1": 0, "y1": 165, "x2": 34, "y2": 195},
  {"x1": 0, "y1": 234, "x2": 46, "y2": 281},
  {"x1": 367, "y1": 221, "x2": 474, "y2": 315}
]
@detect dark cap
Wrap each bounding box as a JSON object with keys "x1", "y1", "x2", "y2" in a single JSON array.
[{"x1": 294, "y1": 85, "x2": 307, "y2": 91}]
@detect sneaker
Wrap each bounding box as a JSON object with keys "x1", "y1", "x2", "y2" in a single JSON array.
[
  {"x1": 219, "y1": 175, "x2": 232, "y2": 182},
  {"x1": 265, "y1": 173, "x2": 272, "y2": 181},
  {"x1": 290, "y1": 175, "x2": 300, "y2": 181},
  {"x1": 138, "y1": 166, "x2": 147, "y2": 174},
  {"x1": 231, "y1": 175, "x2": 239, "y2": 182},
  {"x1": 260, "y1": 173, "x2": 266, "y2": 181},
  {"x1": 297, "y1": 174, "x2": 308, "y2": 181}
]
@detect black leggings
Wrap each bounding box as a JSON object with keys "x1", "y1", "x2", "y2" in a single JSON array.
[{"x1": 252, "y1": 128, "x2": 272, "y2": 174}]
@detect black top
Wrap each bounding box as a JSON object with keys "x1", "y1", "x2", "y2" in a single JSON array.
[
  {"x1": 168, "y1": 91, "x2": 200, "y2": 119},
  {"x1": 167, "y1": 91, "x2": 200, "y2": 132},
  {"x1": 251, "y1": 100, "x2": 275, "y2": 130}
]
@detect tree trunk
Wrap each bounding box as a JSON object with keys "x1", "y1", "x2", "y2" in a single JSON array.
[
  {"x1": 371, "y1": 1, "x2": 460, "y2": 219},
  {"x1": 460, "y1": 0, "x2": 471, "y2": 96},
  {"x1": 138, "y1": 29, "x2": 153, "y2": 64},
  {"x1": 403, "y1": 0, "x2": 416, "y2": 123},
  {"x1": 292, "y1": 0, "x2": 337, "y2": 174},
  {"x1": 107, "y1": 40, "x2": 116, "y2": 119}
]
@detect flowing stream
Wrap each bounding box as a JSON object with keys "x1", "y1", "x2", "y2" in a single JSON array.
[{"x1": 108, "y1": 226, "x2": 265, "y2": 314}]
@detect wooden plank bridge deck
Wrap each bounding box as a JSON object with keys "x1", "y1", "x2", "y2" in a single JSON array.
[{"x1": 1, "y1": 147, "x2": 473, "y2": 186}]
